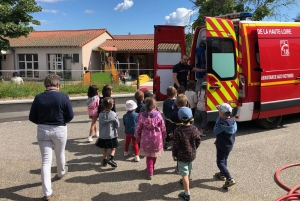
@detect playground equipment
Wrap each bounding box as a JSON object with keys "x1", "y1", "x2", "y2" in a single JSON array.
[{"x1": 133, "y1": 74, "x2": 150, "y2": 85}]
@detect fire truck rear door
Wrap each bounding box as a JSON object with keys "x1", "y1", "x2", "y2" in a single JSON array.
[
  {"x1": 154, "y1": 25, "x2": 186, "y2": 101},
  {"x1": 205, "y1": 17, "x2": 239, "y2": 121}
]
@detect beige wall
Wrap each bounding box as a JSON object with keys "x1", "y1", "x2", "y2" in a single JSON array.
[
  {"x1": 11, "y1": 47, "x2": 82, "y2": 80},
  {"x1": 1, "y1": 53, "x2": 15, "y2": 79},
  {"x1": 81, "y1": 32, "x2": 112, "y2": 73}
]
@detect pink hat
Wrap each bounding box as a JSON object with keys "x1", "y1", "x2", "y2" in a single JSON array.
[{"x1": 139, "y1": 87, "x2": 149, "y2": 93}]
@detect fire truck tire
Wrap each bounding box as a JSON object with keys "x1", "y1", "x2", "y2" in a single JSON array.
[{"x1": 255, "y1": 116, "x2": 282, "y2": 129}]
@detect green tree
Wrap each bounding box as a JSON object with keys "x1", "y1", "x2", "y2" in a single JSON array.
[
  {"x1": 293, "y1": 12, "x2": 300, "y2": 22},
  {"x1": 190, "y1": 0, "x2": 297, "y2": 28},
  {"x1": 0, "y1": 0, "x2": 42, "y2": 51}
]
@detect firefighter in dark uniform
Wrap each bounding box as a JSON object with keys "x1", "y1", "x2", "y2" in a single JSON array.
[{"x1": 172, "y1": 54, "x2": 206, "y2": 89}]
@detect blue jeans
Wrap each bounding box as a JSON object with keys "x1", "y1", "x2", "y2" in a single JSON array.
[
  {"x1": 37, "y1": 124, "x2": 68, "y2": 196},
  {"x1": 216, "y1": 148, "x2": 232, "y2": 180}
]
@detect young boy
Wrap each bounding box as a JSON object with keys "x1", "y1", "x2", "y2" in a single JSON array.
[
  {"x1": 134, "y1": 91, "x2": 144, "y2": 113},
  {"x1": 213, "y1": 103, "x2": 237, "y2": 189},
  {"x1": 169, "y1": 94, "x2": 189, "y2": 173},
  {"x1": 163, "y1": 86, "x2": 177, "y2": 149},
  {"x1": 172, "y1": 107, "x2": 201, "y2": 201}
]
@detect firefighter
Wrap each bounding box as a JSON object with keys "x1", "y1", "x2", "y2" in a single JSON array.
[{"x1": 172, "y1": 54, "x2": 205, "y2": 89}]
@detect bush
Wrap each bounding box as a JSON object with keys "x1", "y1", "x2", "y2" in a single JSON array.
[{"x1": 0, "y1": 81, "x2": 137, "y2": 100}]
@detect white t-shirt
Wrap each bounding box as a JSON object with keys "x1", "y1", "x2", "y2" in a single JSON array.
[
  {"x1": 185, "y1": 90, "x2": 198, "y2": 109},
  {"x1": 11, "y1": 76, "x2": 24, "y2": 85}
]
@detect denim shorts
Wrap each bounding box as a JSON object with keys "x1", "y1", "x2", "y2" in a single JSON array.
[{"x1": 178, "y1": 161, "x2": 193, "y2": 176}]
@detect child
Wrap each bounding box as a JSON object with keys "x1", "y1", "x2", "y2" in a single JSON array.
[
  {"x1": 169, "y1": 94, "x2": 189, "y2": 173},
  {"x1": 139, "y1": 91, "x2": 156, "y2": 113},
  {"x1": 123, "y1": 100, "x2": 140, "y2": 162},
  {"x1": 86, "y1": 85, "x2": 100, "y2": 142},
  {"x1": 98, "y1": 84, "x2": 116, "y2": 114},
  {"x1": 95, "y1": 97, "x2": 120, "y2": 168},
  {"x1": 196, "y1": 82, "x2": 208, "y2": 137},
  {"x1": 177, "y1": 85, "x2": 186, "y2": 95},
  {"x1": 213, "y1": 103, "x2": 237, "y2": 189},
  {"x1": 134, "y1": 97, "x2": 166, "y2": 180},
  {"x1": 134, "y1": 90, "x2": 145, "y2": 113},
  {"x1": 185, "y1": 81, "x2": 198, "y2": 117},
  {"x1": 163, "y1": 86, "x2": 177, "y2": 149},
  {"x1": 173, "y1": 107, "x2": 201, "y2": 201}
]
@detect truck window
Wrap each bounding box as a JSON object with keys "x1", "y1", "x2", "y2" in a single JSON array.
[
  {"x1": 157, "y1": 43, "x2": 181, "y2": 66},
  {"x1": 207, "y1": 38, "x2": 236, "y2": 80}
]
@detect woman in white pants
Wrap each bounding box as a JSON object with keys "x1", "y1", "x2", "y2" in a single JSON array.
[{"x1": 29, "y1": 74, "x2": 74, "y2": 200}]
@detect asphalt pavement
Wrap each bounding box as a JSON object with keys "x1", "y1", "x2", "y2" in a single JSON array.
[{"x1": 0, "y1": 107, "x2": 299, "y2": 201}]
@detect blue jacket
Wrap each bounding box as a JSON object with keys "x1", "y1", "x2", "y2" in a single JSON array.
[
  {"x1": 123, "y1": 111, "x2": 138, "y2": 135},
  {"x1": 29, "y1": 90, "x2": 74, "y2": 125},
  {"x1": 135, "y1": 101, "x2": 144, "y2": 113},
  {"x1": 163, "y1": 98, "x2": 176, "y2": 119},
  {"x1": 213, "y1": 117, "x2": 237, "y2": 152}
]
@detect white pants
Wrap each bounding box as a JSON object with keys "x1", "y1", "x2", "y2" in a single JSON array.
[{"x1": 37, "y1": 124, "x2": 68, "y2": 197}]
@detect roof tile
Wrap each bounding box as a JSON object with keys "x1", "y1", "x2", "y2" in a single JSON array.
[
  {"x1": 9, "y1": 29, "x2": 109, "y2": 48},
  {"x1": 98, "y1": 39, "x2": 154, "y2": 52}
]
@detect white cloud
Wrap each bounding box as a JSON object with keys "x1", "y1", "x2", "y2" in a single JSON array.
[
  {"x1": 84, "y1": 10, "x2": 95, "y2": 14},
  {"x1": 36, "y1": 0, "x2": 62, "y2": 2},
  {"x1": 114, "y1": 0, "x2": 133, "y2": 11},
  {"x1": 42, "y1": 9, "x2": 59, "y2": 14},
  {"x1": 164, "y1": 8, "x2": 197, "y2": 26},
  {"x1": 30, "y1": 20, "x2": 51, "y2": 27}
]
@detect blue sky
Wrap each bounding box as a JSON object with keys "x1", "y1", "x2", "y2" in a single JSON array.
[{"x1": 32, "y1": 0, "x2": 300, "y2": 35}]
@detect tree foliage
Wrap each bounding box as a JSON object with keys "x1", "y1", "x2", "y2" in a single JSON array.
[
  {"x1": 0, "y1": 0, "x2": 42, "y2": 51},
  {"x1": 293, "y1": 12, "x2": 300, "y2": 22},
  {"x1": 190, "y1": 0, "x2": 298, "y2": 28}
]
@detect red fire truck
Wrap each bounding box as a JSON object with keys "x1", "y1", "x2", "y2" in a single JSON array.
[{"x1": 153, "y1": 12, "x2": 300, "y2": 128}]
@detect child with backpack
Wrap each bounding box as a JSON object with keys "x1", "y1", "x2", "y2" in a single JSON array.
[
  {"x1": 86, "y1": 85, "x2": 100, "y2": 142},
  {"x1": 173, "y1": 107, "x2": 201, "y2": 201},
  {"x1": 196, "y1": 82, "x2": 208, "y2": 137}
]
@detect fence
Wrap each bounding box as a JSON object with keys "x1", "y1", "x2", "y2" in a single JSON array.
[{"x1": 0, "y1": 61, "x2": 154, "y2": 90}]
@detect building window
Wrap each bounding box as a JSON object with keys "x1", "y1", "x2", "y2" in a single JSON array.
[
  {"x1": 48, "y1": 54, "x2": 63, "y2": 77},
  {"x1": 1, "y1": 54, "x2": 6, "y2": 61},
  {"x1": 72, "y1": 54, "x2": 79, "y2": 63},
  {"x1": 18, "y1": 54, "x2": 39, "y2": 78}
]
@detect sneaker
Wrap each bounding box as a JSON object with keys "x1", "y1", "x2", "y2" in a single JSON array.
[
  {"x1": 200, "y1": 132, "x2": 206, "y2": 137},
  {"x1": 214, "y1": 172, "x2": 226, "y2": 181},
  {"x1": 43, "y1": 194, "x2": 54, "y2": 200},
  {"x1": 134, "y1": 156, "x2": 140, "y2": 162},
  {"x1": 178, "y1": 192, "x2": 190, "y2": 201},
  {"x1": 107, "y1": 159, "x2": 117, "y2": 167},
  {"x1": 57, "y1": 166, "x2": 68, "y2": 180},
  {"x1": 94, "y1": 131, "x2": 99, "y2": 138},
  {"x1": 223, "y1": 178, "x2": 236, "y2": 188},
  {"x1": 124, "y1": 151, "x2": 129, "y2": 157},
  {"x1": 87, "y1": 136, "x2": 93, "y2": 142},
  {"x1": 102, "y1": 159, "x2": 108, "y2": 167},
  {"x1": 204, "y1": 128, "x2": 209, "y2": 133},
  {"x1": 147, "y1": 174, "x2": 153, "y2": 180}
]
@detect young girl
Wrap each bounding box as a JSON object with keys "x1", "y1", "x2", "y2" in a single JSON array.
[
  {"x1": 95, "y1": 97, "x2": 120, "y2": 167},
  {"x1": 185, "y1": 80, "x2": 198, "y2": 117},
  {"x1": 123, "y1": 100, "x2": 139, "y2": 162},
  {"x1": 98, "y1": 84, "x2": 116, "y2": 114},
  {"x1": 134, "y1": 97, "x2": 166, "y2": 180},
  {"x1": 86, "y1": 85, "x2": 99, "y2": 142},
  {"x1": 196, "y1": 82, "x2": 208, "y2": 136}
]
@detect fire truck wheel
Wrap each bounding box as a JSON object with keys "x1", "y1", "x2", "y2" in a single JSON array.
[{"x1": 255, "y1": 116, "x2": 282, "y2": 129}]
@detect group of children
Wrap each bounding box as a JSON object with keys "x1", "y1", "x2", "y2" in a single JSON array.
[{"x1": 85, "y1": 83, "x2": 237, "y2": 201}]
